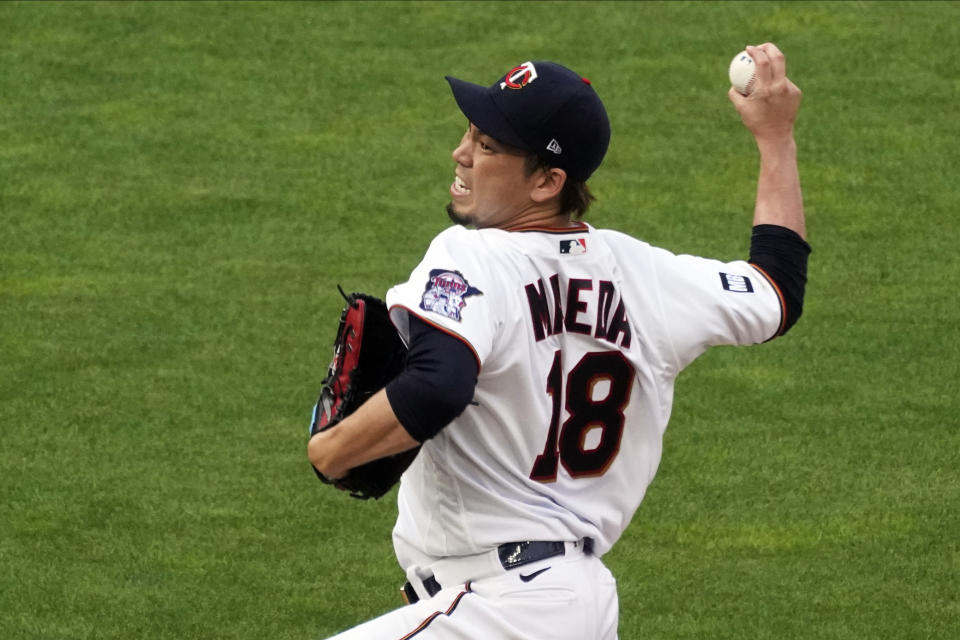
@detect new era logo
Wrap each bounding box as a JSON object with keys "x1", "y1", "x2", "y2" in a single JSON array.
[
  {"x1": 546, "y1": 139, "x2": 562, "y2": 154},
  {"x1": 719, "y1": 272, "x2": 754, "y2": 293}
]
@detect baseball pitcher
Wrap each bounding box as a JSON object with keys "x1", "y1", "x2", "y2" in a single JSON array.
[{"x1": 308, "y1": 43, "x2": 809, "y2": 639}]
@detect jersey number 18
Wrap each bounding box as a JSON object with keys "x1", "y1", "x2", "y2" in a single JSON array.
[{"x1": 529, "y1": 350, "x2": 635, "y2": 482}]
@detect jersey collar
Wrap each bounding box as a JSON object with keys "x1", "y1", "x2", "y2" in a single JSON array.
[{"x1": 508, "y1": 221, "x2": 590, "y2": 234}]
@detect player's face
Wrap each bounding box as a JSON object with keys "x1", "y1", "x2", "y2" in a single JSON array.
[{"x1": 447, "y1": 123, "x2": 544, "y2": 230}]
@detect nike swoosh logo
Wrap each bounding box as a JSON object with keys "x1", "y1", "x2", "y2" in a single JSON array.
[{"x1": 519, "y1": 567, "x2": 552, "y2": 582}]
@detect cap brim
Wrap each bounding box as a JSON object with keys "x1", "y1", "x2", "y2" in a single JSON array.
[{"x1": 445, "y1": 76, "x2": 530, "y2": 151}]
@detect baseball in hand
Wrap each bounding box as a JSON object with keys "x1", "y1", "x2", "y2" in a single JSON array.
[{"x1": 728, "y1": 50, "x2": 757, "y2": 96}]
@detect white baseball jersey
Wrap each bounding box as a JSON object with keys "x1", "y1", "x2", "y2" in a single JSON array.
[{"x1": 386, "y1": 222, "x2": 782, "y2": 568}]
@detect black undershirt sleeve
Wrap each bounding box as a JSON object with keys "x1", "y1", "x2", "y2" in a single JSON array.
[
  {"x1": 385, "y1": 314, "x2": 479, "y2": 443},
  {"x1": 749, "y1": 224, "x2": 812, "y2": 336}
]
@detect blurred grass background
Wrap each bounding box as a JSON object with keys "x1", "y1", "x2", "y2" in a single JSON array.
[{"x1": 1, "y1": 1, "x2": 957, "y2": 638}]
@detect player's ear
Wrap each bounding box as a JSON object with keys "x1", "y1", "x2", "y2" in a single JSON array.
[{"x1": 530, "y1": 167, "x2": 567, "y2": 204}]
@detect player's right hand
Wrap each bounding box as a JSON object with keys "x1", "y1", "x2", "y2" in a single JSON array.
[{"x1": 728, "y1": 43, "x2": 802, "y2": 144}]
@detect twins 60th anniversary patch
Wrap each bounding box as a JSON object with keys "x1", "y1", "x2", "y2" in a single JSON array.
[{"x1": 420, "y1": 269, "x2": 482, "y2": 321}]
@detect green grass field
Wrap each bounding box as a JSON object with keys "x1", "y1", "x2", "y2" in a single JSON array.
[{"x1": 2, "y1": 1, "x2": 958, "y2": 638}]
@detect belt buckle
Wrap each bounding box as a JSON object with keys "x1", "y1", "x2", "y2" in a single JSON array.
[
  {"x1": 401, "y1": 581, "x2": 418, "y2": 605},
  {"x1": 400, "y1": 575, "x2": 442, "y2": 605}
]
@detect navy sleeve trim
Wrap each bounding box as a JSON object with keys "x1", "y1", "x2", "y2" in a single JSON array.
[
  {"x1": 385, "y1": 315, "x2": 478, "y2": 443},
  {"x1": 388, "y1": 304, "x2": 482, "y2": 372},
  {"x1": 748, "y1": 224, "x2": 811, "y2": 337}
]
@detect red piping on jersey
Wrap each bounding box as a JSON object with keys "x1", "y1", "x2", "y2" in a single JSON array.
[
  {"x1": 748, "y1": 263, "x2": 787, "y2": 339},
  {"x1": 389, "y1": 304, "x2": 483, "y2": 372},
  {"x1": 397, "y1": 582, "x2": 473, "y2": 639},
  {"x1": 509, "y1": 221, "x2": 590, "y2": 234}
]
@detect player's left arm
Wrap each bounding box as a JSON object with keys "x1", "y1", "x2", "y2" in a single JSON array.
[
  {"x1": 308, "y1": 315, "x2": 478, "y2": 479},
  {"x1": 308, "y1": 390, "x2": 416, "y2": 480}
]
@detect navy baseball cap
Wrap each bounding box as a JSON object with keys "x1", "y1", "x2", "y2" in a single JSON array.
[{"x1": 446, "y1": 61, "x2": 610, "y2": 182}]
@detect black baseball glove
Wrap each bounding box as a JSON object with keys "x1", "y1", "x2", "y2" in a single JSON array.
[{"x1": 309, "y1": 288, "x2": 419, "y2": 499}]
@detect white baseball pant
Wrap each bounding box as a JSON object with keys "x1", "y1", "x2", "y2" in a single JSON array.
[{"x1": 322, "y1": 545, "x2": 618, "y2": 639}]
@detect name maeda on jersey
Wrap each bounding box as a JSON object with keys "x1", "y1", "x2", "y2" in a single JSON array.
[{"x1": 524, "y1": 274, "x2": 632, "y2": 348}]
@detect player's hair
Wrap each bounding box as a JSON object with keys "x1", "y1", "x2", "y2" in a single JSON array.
[{"x1": 524, "y1": 153, "x2": 595, "y2": 218}]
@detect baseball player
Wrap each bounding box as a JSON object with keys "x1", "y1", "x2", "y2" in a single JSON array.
[{"x1": 309, "y1": 43, "x2": 809, "y2": 639}]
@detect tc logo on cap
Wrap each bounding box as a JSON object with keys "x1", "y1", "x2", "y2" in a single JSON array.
[{"x1": 500, "y1": 61, "x2": 538, "y2": 90}]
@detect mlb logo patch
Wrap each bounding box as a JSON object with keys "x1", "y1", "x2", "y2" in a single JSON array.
[
  {"x1": 719, "y1": 272, "x2": 754, "y2": 293},
  {"x1": 560, "y1": 239, "x2": 587, "y2": 255}
]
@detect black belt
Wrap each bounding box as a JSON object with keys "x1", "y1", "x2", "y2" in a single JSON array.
[{"x1": 402, "y1": 538, "x2": 594, "y2": 604}]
